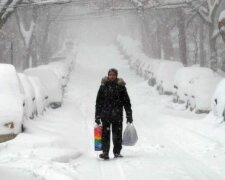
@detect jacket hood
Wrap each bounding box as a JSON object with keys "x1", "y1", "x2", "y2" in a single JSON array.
[{"x1": 101, "y1": 76, "x2": 126, "y2": 86}]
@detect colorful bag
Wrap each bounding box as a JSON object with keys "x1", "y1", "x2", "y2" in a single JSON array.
[{"x1": 94, "y1": 125, "x2": 102, "y2": 151}]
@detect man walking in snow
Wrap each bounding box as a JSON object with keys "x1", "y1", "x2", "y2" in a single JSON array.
[{"x1": 95, "y1": 68, "x2": 133, "y2": 160}]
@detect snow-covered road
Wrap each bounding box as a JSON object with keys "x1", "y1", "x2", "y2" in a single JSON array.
[{"x1": 1, "y1": 44, "x2": 225, "y2": 180}]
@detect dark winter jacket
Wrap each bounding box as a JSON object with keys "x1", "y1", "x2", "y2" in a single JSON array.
[{"x1": 95, "y1": 76, "x2": 133, "y2": 123}]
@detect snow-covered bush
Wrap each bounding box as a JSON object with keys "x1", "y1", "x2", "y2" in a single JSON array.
[
  {"x1": 190, "y1": 76, "x2": 222, "y2": 113},
  {"x1": 155, "y1": 61, "x2": 183, "y2": 95},
  {"x1": 24, "y1": 67, "x2": 63, "y2": 109},
  {"x1": 28, "y1": 76, "x2": 48, "y2": 115},
  {"x1": 173, "y1": 67, "x2": 214, "y2": 107},
  {"x1": 18, "y1": 73, "x2": 36, "y2": 119},
  {"x1": 0, "y1": 64, "x2": 24, "y2": 135}
]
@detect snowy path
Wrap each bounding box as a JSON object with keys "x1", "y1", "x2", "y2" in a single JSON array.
[
  {"x1": 1, "y1": 44, "x2": 225, "y2": 179},
  {"x1": 71, "y1": 45, "x2": 225, "y2": 180}
]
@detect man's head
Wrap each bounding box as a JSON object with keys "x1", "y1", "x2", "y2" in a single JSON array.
[{"x1": 108, "y1": 68, "x2": 118, "y2": 81}]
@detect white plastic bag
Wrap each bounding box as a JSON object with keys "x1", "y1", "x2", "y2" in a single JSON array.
[{"x1": 122, "y1": 123, "x2": 138, "y2": 146}]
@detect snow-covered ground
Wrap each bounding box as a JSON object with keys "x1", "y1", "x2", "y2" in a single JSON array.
[{"x1": 1, "y1": 44, "x2": 225, "y2": 180}]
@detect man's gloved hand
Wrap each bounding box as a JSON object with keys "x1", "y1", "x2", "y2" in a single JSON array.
[
  {"x1": 127, "y1": 117, "x2": 133, "y2": 124},
  {"x1": 95, "y1": 118, "x2": 101, "y2": 125}
]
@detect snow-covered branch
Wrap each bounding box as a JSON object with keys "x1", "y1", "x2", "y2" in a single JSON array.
[
  {"x1": 21, "y1": 0, "x2": 71, "y2": 6},
  {"x1": 0, "y1": 0, "x2": 23, "y2": 29},
  {"x1": 111, "y1": 0, "x2": 190, "y2": 12},
  {"x1": 15, "y1": 9, "x2": 36, "y2": 49},
  {"x1": 188, "y1": 0, "x2": 221, "y2": 24},
  {"x1": 0, "y1": 0, "x2": 71, "y2": 30}
]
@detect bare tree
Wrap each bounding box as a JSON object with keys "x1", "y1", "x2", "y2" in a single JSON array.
[
  {"x1": 15, "y1": 6, "x2": 38, "y2": 68},
  {"x1": 188, "y1": 0, "x2": 221, "y2": 71},
  {"x1": 15, "y1": 0, "x2": 70, "y2": 69},
  {"x1": 0, "y1": 0, "x2": 23, "y2": 29},
  {"x1": 177, "y1": 8, "x2": 187, "y2": 65}
]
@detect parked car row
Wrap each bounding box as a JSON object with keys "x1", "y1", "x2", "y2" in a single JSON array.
[
  {"x1": 116, "y1": 35, "x2": 224, "y2": 117},
  {"x1": 0, "y1": 56, "x2": 75, "y2": 141}
]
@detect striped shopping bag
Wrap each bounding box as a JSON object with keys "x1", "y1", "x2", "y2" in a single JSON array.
[{"x1": 94, "y1": 125, "x2": 102, "y2": 151}]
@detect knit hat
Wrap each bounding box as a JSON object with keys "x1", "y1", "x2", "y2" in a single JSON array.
[{"x1": 108, "y1": 68, "x2": 118, "y2": 77}]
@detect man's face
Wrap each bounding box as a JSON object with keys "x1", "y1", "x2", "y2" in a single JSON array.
[{"x1": 108, "y1": 71, "x2": 117, "y2": 81}]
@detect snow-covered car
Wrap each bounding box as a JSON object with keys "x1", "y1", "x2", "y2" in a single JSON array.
[
  {"x1": 147, "y1": 60, "x2": 161, "y2": 87},
  {"x1": 18, "y1": 73, "x2": 36, "y2": 119},
  {"x1": 48, "y1": 62, "x2": 69, "y2": 87},
  {"x1": 0, "y1": 64, "x2": 24, "y2": 138},
  {"x1": 189, "y1": 76, "x2": 222, "y2": 113},
  {"x1": 129, "y1": 58, "x2": 141, "y2": 71},
  {"x1": 173, "y1": 67, "x2": 214, "y2": 108},
  {"x1": 38, "y1": 63, "x2": 69, "y2": 89},
  {"x1": 135, "y1": 54, "x2": 150, "y2": 77},
  {"x1": 28, "y1": 76, "x2": 48, "y2": 115},
  {"x1": 63, "y1": 56, "x2": 75, "y2": 72},
  {"x1": 24, "y1": 67, "x2": 63, "y2": 109},
  {"x1": 155, "y1": 61, "x2": 183, "y2": 95},
  {"x1": 136, "y1": 61, "x2": 146, "y2": 76},
  {"x1": 51, "y1": 40, "x2": 77, "y2": 61},
  {"x1": 143, "y1": 63, "x2": 151, "y2": 80},
  {"x1": 211, "y1": 78, "x2": 225, "y2": 118}
]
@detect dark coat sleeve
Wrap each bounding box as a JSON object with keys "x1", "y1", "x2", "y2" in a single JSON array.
[
  {"x1": 121, "y1": 86, "x2": 133, "y2": 123},
  {"x1": 95, "y1": 85, "x2": 104, "y2": 120}
]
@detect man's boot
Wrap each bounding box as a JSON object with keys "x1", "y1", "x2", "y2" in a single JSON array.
[{"x1": 99, "y1": 153, "x2": 109, "y2": 160}]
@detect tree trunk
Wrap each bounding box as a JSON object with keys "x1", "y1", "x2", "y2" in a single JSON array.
[
  {"x1": 161, "y1": 25, "x2": 174, "y2": 60},
  {"x1": 208, "y1": 23, "x2": 218, "y2": 72},
  {"x1": 150, "y1": 29, "x2": 161, "y2": 59},
  {"x1": 24, "y1": 49, "x2": 31, "y2": 69},
  {"x1": 139, "y1": 11, "x2": 152, "y2": 56},
  {"x1": 199, "y1": 18, "x2": 205, "y2": 67},
  {"x1": 39, "y1": 11, "x2": 51, "y2": 64},
  {"x1": 177, "y1": 8, "x2": 187, "y2": 66}
]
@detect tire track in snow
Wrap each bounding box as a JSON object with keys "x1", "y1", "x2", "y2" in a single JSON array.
[{"x1": 99, "y1": 159, "x2": 126, "y2": 180}]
